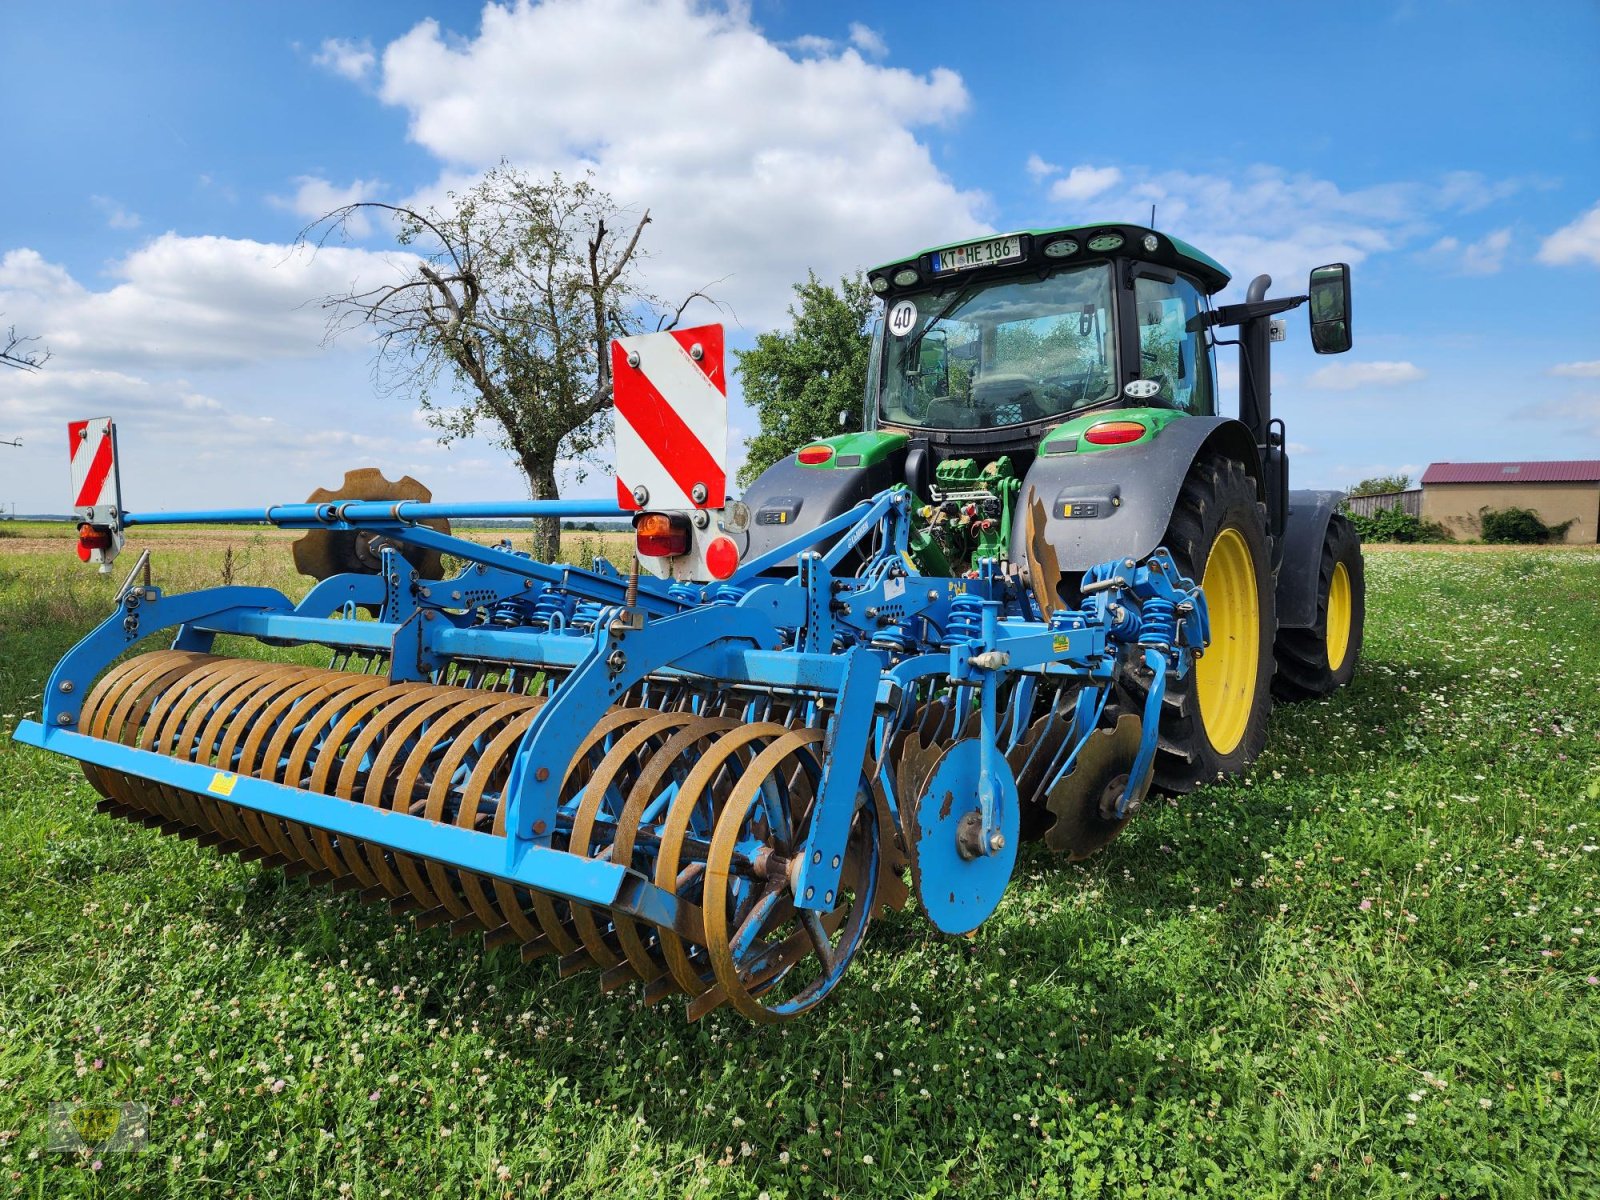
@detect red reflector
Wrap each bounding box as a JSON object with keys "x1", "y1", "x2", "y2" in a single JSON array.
[
  {"x1": 634, "y1": 513, "x2": 688, "y2": 557},
  {"x1": 1083, "y1": 421, "x2": 1147, "y2": 446},
  {"x1": 705, "y1": 536, "x2": 739, "y2": 581},
  {"x1": 796, "y1": 445, "x2": 834, "y2": 465}
]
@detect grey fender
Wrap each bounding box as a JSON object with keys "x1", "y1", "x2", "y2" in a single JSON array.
[
  {"x1": 736, "y1": 454, "x2": 901, "y2": 568},
  {"x1": 1275, "y1": 490, "x2": 1345, "y2": 629},
  {"x1": 1011, "y1": 416, "x2": 1263, "y2": 575}
]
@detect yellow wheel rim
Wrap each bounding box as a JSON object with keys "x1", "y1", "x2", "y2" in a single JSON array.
[
  {"x1": 1325, "y1": 560, "x2": 1352, "y2": 672},
  {"x1": 1194, "y1": 526, "x2": 1259, "y2": 757}
]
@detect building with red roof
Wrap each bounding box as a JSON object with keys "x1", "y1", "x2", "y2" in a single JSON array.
[{"x1": 1419, "y1": 460, "x2": 1600, "y2": 542}]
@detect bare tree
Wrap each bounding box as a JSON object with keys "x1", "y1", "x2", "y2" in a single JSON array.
[
  {"x1": 309, "y1": 165, "x2": 671, "y2": 560},
  {"x1": 1, "y1": 321, "x2": 48, "y2": 371}
]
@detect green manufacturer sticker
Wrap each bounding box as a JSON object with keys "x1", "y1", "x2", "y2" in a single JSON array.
[{"x1": 1052, "y1": 633, "x2": 1072, "y2": 654}]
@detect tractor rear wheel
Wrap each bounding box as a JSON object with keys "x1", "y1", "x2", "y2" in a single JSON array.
[
  {"x1": 1272, "y1": 515, "x2": 1365, "y2": 701},
  {"x1": 1119, "y1": 453, "x2": 1275, "y2": 793}
]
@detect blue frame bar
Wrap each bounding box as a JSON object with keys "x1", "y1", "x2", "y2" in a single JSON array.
[
  {"x1": 123, "y1": 498, "x2": 629, "y2": 527},
  {"x1": 11, "y1": 721, "x2": 693, "y2": 929}
]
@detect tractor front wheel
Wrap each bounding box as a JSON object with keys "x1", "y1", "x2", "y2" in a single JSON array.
[
  {"x1": 1121, "y1": 453, "x2": 1275, "y2": 793},
  {"x1": 1272, "y1": 514, "x2": 1365, "y2": 701}
]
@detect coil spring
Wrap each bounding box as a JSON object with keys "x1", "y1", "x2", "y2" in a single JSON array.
[
  {"x1": 570, "y1": 600, "x2": 606, "y2": 631},
  {"x1": 667, "y1": 582, "x2": 703, "y2": 607},
  {"x1": 944, "y1": 594, "x2": 985, "y2": 646},
  {"x1": 710, "y1": 582, "x2": 748, "y2": 607},
  {"x1": 870, "y1": 624, "x2": 912, "y2": 654},
  {"x1": 513, "y1": 589, "x2": 575, "y2": 630},
  {"x1": 1139, "y1": 595, "x2": 1177, "y2": 649}
]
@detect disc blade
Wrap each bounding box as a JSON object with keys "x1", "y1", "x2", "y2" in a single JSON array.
[
  {"x1": 1043, "y1": 713, "x2": 1151, "y2": 860},
  {"x1": 291, "y1": 467, "x2": 451, "y2": 582}
]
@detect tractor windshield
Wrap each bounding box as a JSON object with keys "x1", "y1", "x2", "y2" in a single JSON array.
[{"x1": 878, "y1": 263, "x2": 1116, "y2": 430}]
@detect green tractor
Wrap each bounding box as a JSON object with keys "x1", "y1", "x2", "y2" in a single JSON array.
[{"x1": 737, "y1": 224, "x2": 1365, "y2": 792}]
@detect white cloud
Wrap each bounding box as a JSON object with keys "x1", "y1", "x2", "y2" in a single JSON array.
[
  {"x1": 1424, "y1": 227, "x2": 1511, "y2": 275},
  {"x1": 787, "y1": 33, "x2": 834, "y2": 56},
  {"x1": 1048, "y1": 165, "x2": 1121, "y2": 203},
  {"x1": 848, "y1": 22, "x2": 887, "y2": 58},
  {"x1": 1521, "y1": 393, "x2": 1600, "y2": 438},
  {"x1": 1538, "y1": 200, "x2": 1600, "y2": 268},
  {"x1": 1044, "y1": 164, "x2": 1527, "y2": 298},
  {"x1": 0, "y1": 358, "x2": 530, "y2": 515},
  {"x1": 268, "y1": 175, "x2": 385, "y2": 236},
  {"x1": 374, "y1": 0, "x2": 984, "y2": 328},
  {"x1": 91, "y1": 195, "x2": 142, "y2": 230},
  {"x1": 0, "y1": 236, "x2": 416, "y2": 369},
  {"x1": 1435, "y1": 170, "x2": 1527, "y2": 213},
  {"x1": 1025, "y1": 153, "x2": 1061, "y2": 182},
  {"x1": 1306, "y1": 360, "x2": 1426, "y2": 390},
  {"x1": 1549, "y1": 360, "x2": 1600, "y2": 378},
  {"x1": 313, "y1": 37, "x2": 376, "y2": 83}
]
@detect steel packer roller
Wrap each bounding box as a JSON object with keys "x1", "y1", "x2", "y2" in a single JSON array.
[{"x1": 19, "y1": 325, "x2": 1208, "y2": 1023}]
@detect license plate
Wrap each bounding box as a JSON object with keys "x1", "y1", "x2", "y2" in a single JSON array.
[{"x1": 932, "y1": 235, "x2": 1023, "y2": 273}]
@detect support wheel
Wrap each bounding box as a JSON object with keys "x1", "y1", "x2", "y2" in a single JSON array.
[
  {"x1": 1120, "y1": 453, "x2": 1275, "y2": 793},
  {"x1": 1272, "y1": 514, "x2": 1364, "y2": 700}
]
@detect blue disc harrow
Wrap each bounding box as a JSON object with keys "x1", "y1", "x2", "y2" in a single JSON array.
[{"x1": 15, "y1": 484, "x2": 1205, "y2": 1022}]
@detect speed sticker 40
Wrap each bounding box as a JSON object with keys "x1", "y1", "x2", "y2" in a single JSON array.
[{"x1": 887, "y1": 300, "x2": 918, "y2": 336}]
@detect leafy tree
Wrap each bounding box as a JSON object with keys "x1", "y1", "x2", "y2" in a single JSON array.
[
  {"x1": 310, "y1": 166, "x2": 685, "y2": 560},
  {"x1": 735, "y1": 272, "x2": 875, "y2": 487},
  {"x1": 1346, "y1": 473, "x2": 1412, "y2": 497}
]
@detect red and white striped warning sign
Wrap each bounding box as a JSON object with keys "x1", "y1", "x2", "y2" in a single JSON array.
[
  {"x1": 612, "y1": 324, "x2": 727, "y2": 512},
  {"x1": 68, "y1": 417, "x2": 120, "y2": 516}
]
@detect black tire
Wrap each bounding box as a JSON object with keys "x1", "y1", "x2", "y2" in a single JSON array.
[
  {"x1": 1272, "y1": 515, "x2": 1365, "y2": 701},
  {"x1": 1118, "y1": 453, "x2": 1275, "y2": 793}
]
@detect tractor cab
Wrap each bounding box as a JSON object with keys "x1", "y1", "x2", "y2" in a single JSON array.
[
  {"x1": 740, "y1": 221, "x2": 1360, "y2": 795},
  {"x1": 866, "y1": 224, "x2": 1231, "y2": 467}
]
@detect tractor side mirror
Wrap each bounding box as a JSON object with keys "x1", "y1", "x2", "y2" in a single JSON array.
[{"x1": 1307, "y1": 263, "x2": 1352, "y2": 354}]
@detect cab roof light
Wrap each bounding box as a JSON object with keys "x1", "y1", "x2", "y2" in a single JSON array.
[
  {"x1": 870, "y1": 275, "x2": 890, "y2": 294},
  {"x1": 634, "y1": 512, "x2": 689, "y2": 557},
  {"x1": 1083, "y1": 420, "x2": 1147, "y2": 446},
  {"x1": 796, "y1": 444, "x2": 835, "y2": 465},
  {"x1": 891, "y1": 266, "x2": 920, "y2": 287}
]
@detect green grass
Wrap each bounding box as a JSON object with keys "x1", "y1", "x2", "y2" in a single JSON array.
[{"x1": 1, "y1": 540, "x2": 1597, "y2": 1198}]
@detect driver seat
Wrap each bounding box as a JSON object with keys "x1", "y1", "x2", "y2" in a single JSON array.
[{"x1": 971, "y1": 372, "x2": 1043, "y2": 426}]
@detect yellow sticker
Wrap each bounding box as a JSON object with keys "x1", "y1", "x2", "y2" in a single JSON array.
[
  {"x1": 901, "y1": 550, "x2": 919, "y2": 574},
  {"x1": 1052, "y1": 633, "x2": 1072, "y2": 653},
  {"x1": 208, "y1": 772, "x2": 238, "y2": 797}
]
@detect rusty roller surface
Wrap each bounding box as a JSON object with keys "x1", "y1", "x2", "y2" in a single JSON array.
[{"x1": 75, "y1": 652, "x2": 914, "y2": 1021}]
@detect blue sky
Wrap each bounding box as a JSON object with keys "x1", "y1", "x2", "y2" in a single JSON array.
[{"x1": 2, "y1": 0, "x2": 1597, "y2": 513}]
